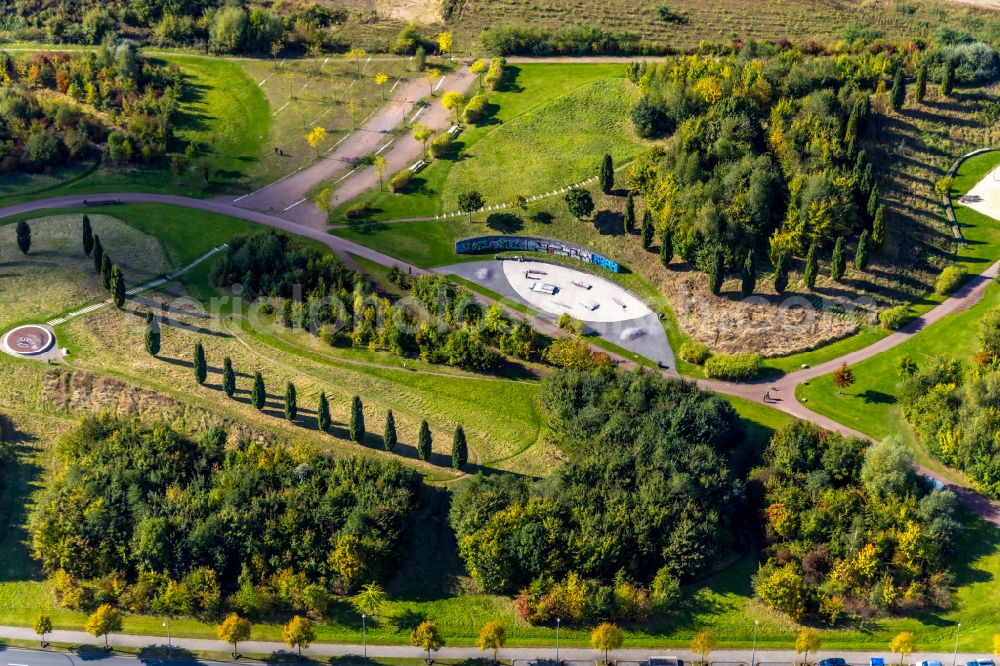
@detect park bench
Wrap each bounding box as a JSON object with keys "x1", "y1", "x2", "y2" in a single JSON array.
[
  {"x1": 82, "y1": 198, "x2": 121, "y2": 206},
  {"x1": 447, "y1": 125, "x2": 461, "y2": 137},
  {"x1": 408, "y1": 160, "x2": 427, "y2": 173}
]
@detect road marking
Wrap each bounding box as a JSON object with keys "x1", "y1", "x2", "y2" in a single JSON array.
[
  {"x1": 232, "y1": 193, "x2": 249, "y2": 202},
  {"x1": 300, "y1": 80, "x2": 310, "y2": 91},
  {"x1": 257, "y1": 73, "x2": 274, "y2": 87},
  {"x1": 272, "y1": 102, "x2": 290, "y2": 116},
  {"x1": 375, "y1": 139, "x2": 394, "y2": 155},
  {"x1": 362, "y1": 109, "x2": 377, "y2": 124},
  {"x1": 390, "y1": 78, "x2": 401, "y2": 92},
  {"x1": 324, "y1": 135, "x2": 349, "y2": 155},
  {"x1": 434, "y1": 77, "x2": 445, "y2": 91},
  {"x1": 322, "y1": 57, "x2": 329, "y2": 66},
  {"x1": 335, "y1": 167, "x2": 359, "y2": 183},
  {"x1": 283, "y1": 198, "x2": 307, "y2": 211},
  {"x1": 410, "y1": 107, "x2": 425, "y2": 122},
  {"x1": 10, "y1": 661, "x2": 31, "y2": 665}
]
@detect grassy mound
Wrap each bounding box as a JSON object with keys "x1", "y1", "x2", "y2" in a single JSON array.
[{"x1": 443, "y1": 78, "x2": 644, "y2": 208}]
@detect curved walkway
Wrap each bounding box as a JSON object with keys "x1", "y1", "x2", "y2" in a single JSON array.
[{"x1": 2, "y1": 192, "x2": 999, "y2": 525}]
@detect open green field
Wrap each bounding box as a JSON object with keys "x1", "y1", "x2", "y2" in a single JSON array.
[{"x1": 329, "y1": 63, "x2": 635, "y2": 222}]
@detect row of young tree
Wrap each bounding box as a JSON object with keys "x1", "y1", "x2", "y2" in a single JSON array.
[
  {"x1": 753, "y1": 423, "x2": 958, "y2": 624},
  {"x1": 31, "y1": 414, "x2": 421, "y2": 618},
  {"x1": 898, "y1": 308, "x2": 1000, "y2": 498},
  {"x1": 176, "y1": 340, "x2": 472, "y2": 470},
  {"x1": 450, "y1": 367, "x2": 752, "y2": 624},
  {"x1": 0, "y1": 43, "x2": 183, "y2": 172}
]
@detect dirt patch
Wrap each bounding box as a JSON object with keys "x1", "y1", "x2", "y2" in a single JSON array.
[
  {"x1": 41, "y1": 367, "x2": 271, "y2": 445},
  {"x1": 375, "y1": 0, "x2": 442, "y2": 24}
]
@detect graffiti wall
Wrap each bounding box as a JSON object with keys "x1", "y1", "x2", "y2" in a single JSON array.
[{"x1": 455, "y1": 236, "x2": 620, "y2": 273}]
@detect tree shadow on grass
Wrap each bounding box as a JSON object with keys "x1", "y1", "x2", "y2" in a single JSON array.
[
  {"x1": 0, "y1": 417, "x2": 43, "y2": 583},
  {"x1": 593, "y1": 210, "x2": 624, "y2": 237},
  {"x1": 486, "y1": 212, "x2": 523, "y2": 233},
  {"x1": 858, "y1": 389, "x2": 896, "y2": 405},
  {"x1": 137, "y1": 645, "x2": 199, "y2": 666}
]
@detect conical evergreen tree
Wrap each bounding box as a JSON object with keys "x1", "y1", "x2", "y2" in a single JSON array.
[
  {"x1": 855, "y1": 230, "x2": 870, "y2": 271},
  {"x1": 82, "y1": 214, "x2": 94, "y2": 256},
  {"x1": 284, "y1": 382, "x2": 297, "y2": 422},
  {"x1": 843, "y1": 102, "x2": 859, "y2": 157},
  {"x1": 452, "y1": 425, "x2": 468, "y2": 469},
  {"x1": 384, "y1": 410, "x2": 397, "y2": 451},
  {"x1": 830, "y1": 237, "x2": 846, "y2": 281},
  {"x1": 867, "y1": 185, "x2": 879, "y2": 219},
  {"x1": 599, "y1": 154, "x2": 614, "y2": 194},
  {"x1": 803, "y1": 244, "x2": 818, "y2": 290},
  {"x1": 101, "y1": 254, "x2": 112, "y2": 290},
  {"x1": 222, "y1": 356, "x2": 235, "y2": 397},
  {"x1": 144, "y1": 311, "x2": 160, "y2": 356},
  {"x1": 623, "y1": 192, "x2": 635, "y2": 233},
  {"x1": 193, "y1": 342, "x2": 207, "y2": 385},
  {"x1": 15, "y1": 220, "x2": 30, "y2": 255},
  {"x1": 941, "y1": 57, "x2": 954, "y2": 96},
  {"x1": 251, "y1": 371, "x2": 266, "y2": 410},
  {"x1": 773, "y1": 254, "x2": 788, "y2": 294},
  {"x1": 659, "y1": 225, "x2": 673, "y2": 267},
  {"x1": 707, "y1": 248, "x2": 724, "y2": 295},
  {"x1": 349, "y1": 395, "x2": 365, "y2": 443},
  {"x1": 741, "y1": 249, "x2": 756, "y2": 297},
  {"x1": 915, "y1": 60, "x2": 927, "y2": 103},
  {"x1": 110, "y1": 265, "x2": 125, "y2": 308},
  {"x1": 417, "y1": 420, "x2": 432, "y2": 461},
  {"x1": 317, "y1": 391, "x2": 331, "y2": 432},
  {"x1": 872, "y1": 204, "x2": 886, "y2": 250},
  {"x1": 890, "y1": 65, "x2": 906, "y2": 112},
  {"x1": 93, "y1": 235, "x2": 103, "y2": 274},
  {"x1": 641, "y1": 208, "x2": 654, "y2": 249}
]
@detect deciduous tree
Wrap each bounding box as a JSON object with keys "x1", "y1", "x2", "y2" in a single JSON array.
[
  {"x1": 890, "y1": 631, "x2": 915, "y2": 665},
  {"x1": 591, "y1": 622, "x2": 623, "y2": 665},
  {"x1": 833, "y1": 362, "x2": 855, "y2": 394},
  {"x1": 458, "y1": 191, "x2": 485, "y2": 223},
  {"x1": 352, "y1": 582, "x2": 387, "y2": 618},
  {"x1": 306, "y1": 126, "x2": 326, "y2": 156},
  {"x1": 282, "y1": 615, "x2": 315, "y2": 656},
  {"x1": 690, "y1": 629, "x2": 716, "y2": 666},
  {"x1": 795, "y1": 628, "x2": 821, "y2": 665},
  {"x1": 373, "y1": 155, "x2": 387, "y2": 191},
  {"x1": 477, "y1": 620, "x2": 506, "y2": 664},
  {"x1": 565, "y1": 187, "x2": 594, "y2": 219},
  {"x1": 217, "y1": 613, "x2": 252, "y2": 658},
  {"x1": 412, "y1": 620, "x2": 445, "y2": 663},
  {"x1": 413, "y1": 123, "x2": 433, "y2": 158},
  {"x1": 34, "y1": 614, "x2": 52, "y2": 647},
  {"x1": 441, "y1": 91, "x2": 466, "y2": 123},
  {"x1": 85, "y1": 604, "x2": 122, "y2": 650},
  {"x1": 375, "y1": 72, "x2": 389, "y2": 99}
]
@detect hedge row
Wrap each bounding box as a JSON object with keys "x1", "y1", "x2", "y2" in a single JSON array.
[{"x1": 704, "y1": 353, "x2": 763, "y2": 381}]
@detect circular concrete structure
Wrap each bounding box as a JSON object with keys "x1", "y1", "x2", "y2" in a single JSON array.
[{"x1": 3, "y1": 324, "x2": 55, "y2": 356}]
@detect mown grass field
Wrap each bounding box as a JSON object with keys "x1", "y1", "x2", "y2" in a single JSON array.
[{"x1": 329, "y1": 63, "x2": 632, "y2": 222}]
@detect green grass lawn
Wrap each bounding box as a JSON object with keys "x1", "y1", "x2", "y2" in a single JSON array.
[{"x1": 328, "y1": 63, "x2": 632, "y2": 223}]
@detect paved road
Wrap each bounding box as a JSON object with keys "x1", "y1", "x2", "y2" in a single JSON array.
[
  {"x1": 1, "y1": 192, "x2": 999, "y2": 525},
  {"x1": 230, "y1": 66, "x2": 477, "y2": 229},
  {"x1": 0, "y1": 636, "x2": 994, "y2": 665}
]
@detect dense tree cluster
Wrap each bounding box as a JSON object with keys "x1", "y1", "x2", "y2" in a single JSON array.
[
  {"x1": 899, "y1": 311, "x2": 1000, "y2": 497},
  {"x1": 31, "y1": 415, "x2": 419, "y2": 616},
  {"x1": 754, "y1": 423, "x2": 958, "y2": 623},
  {"x1": 210, "y1": 231, "x2": 354, "y2": 301},
  {"x1": 625, "y1": 49, "x2": 897, "y2": 290},
  {"x1": 4, "y1": 1, "x2": 349, "y2": 54},
  {"x1": 0, "y1": 43, "x2": 181, "y2": 173},
  {"x1": 450, "y1": 368, "x2": 750, "y2": 622}
]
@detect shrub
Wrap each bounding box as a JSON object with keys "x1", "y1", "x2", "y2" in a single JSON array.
[
  {"x1": 704, "y1": 353, "x2": 762, "y2": 380},
  {"x1": 935, "y1": 265, "x2": 966, "y2": 295},
  {"x1": 679, "y1": 341, "x2": 711, "y2": 365},
  {"x1": 484, "y1": 57, "x2": 506, "y2": 90},
  {"x1": 879, "y1": 305, "x2": 914, "y2": 331},
  {"x1": 429, "y1": 133, "x2": 456, "y2": 159},
  {"x1": 462, "y1": 94, "x2": 488, "y2": 124},
  {"x1": 345, "y1": 203, "x2": 372, "y2": 220},
  {"x1": 388, "y1": 170, "x2": 413, "y2": 193}
]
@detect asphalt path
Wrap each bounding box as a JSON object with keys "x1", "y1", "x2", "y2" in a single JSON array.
[{"x1": 0, "y1": 640, "x2": 996, "y2": 666}]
